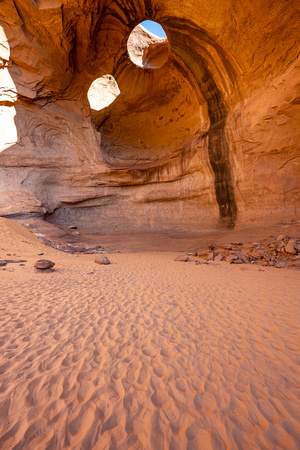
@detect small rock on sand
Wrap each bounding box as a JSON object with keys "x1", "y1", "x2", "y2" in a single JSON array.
[
  {"x1": 95, "y1": 254, "x2": 110, "y2": 265},
  {"x1": 174, "y1": 255, "x2": 189, "y2": 262},
  {"x1": 34, "y1": 259, "x2": 55, "y2": 270}
]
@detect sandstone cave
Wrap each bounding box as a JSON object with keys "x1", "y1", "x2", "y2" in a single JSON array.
[{"x1": 0, "y1": 0, "x2": 299, "y2": 233}]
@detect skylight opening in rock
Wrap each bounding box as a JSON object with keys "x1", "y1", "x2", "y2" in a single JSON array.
[
  {"x1": 87, "y1": 75, "x2": 120, "y2": 111},
  {"x1": 127, "y1": 21, "x2": 169, "y2": 69},
  {"x1": 140, "y1": 20, "x2": 167, "y2": 38}
]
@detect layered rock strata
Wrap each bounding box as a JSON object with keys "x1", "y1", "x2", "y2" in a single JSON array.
[{"x1": 0, "y1": 0, "x2": 299, "y2": 232}]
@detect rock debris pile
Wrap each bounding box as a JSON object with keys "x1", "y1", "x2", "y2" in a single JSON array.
[{"x1": 178, "y1": 235, "x2": 300, "y2": 269}]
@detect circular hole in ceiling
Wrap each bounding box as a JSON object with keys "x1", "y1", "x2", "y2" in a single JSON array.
[
  {"x1": 88, "y1": 75, "x2": 120, "y2": 111},
  {"x1": 127, "y1": 20, "x2": 169, "y2": 69}
]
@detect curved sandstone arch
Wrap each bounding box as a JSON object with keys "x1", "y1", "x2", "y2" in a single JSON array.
[{"x1": 0, "y1": 0, "x2": 299, "y2": 232}]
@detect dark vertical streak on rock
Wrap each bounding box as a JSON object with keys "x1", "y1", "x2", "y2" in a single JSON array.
[
  {"x1": 167, "y1": 19, "x2": 237, "y2": 228},
  {"x1": 209, "y1": 121, "x2": 237, "y2": 227}
]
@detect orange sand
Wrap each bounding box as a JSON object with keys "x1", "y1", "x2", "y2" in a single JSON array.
[{"x1": 0, "y1": 218, "x2": 299, "y2": 449}]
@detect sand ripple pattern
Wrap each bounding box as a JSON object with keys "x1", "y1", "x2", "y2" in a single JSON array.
[{"x1": 0, "y1": 253, "x2": 299, "y2": 449}]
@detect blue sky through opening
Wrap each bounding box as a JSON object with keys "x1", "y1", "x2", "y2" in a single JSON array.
[{"x1": 140, "y1": 20, "x2": 167, "y2": 38}]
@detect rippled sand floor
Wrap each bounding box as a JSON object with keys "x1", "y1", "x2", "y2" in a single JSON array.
[{"x1": 0, "y1": 218, "x2": 299, "y2": 449}]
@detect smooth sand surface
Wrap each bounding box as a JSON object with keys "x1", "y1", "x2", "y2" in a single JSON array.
[{"x1": 0, "y1": 218, "x2": 299, "y2": 449}]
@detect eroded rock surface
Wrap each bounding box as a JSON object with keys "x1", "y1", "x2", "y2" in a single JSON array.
[
  {"x1": 0, "y1": 0, "x2": 299, "y2": 232},
  {"x1": 34, "y1": 259, "x2": 55, "y2": 270}
]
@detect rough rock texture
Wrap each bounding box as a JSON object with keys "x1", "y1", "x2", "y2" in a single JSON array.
[
  {"x1": 127, "y1": 23, "x2": 170, "y2": 69},
  {"x1": 34, "y1": 259, "x2": 55, "y2": 270},
  {"x1": 194, "y1": 234, "x2": 300, "y2": 269},
  {"x1": 0, "y1": 0, "x2": 299, "y2": 232},
  {"x1": 94, "y1": 254, "x2": 110, "y2": 265}
]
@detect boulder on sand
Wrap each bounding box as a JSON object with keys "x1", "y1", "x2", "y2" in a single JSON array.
[
  {"x1": 95, "y1": 254, "x2": 111, "y2": 265},
  {"x1": 34, "y1": 260, "x2": 55, "y2": 270}
]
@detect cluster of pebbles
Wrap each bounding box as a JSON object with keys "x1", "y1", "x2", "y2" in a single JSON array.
[{"x1": 177, "y1": 235, "x2": 300, "y2": 269}]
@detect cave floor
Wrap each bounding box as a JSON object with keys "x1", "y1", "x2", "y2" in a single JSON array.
[
  {"x1": 0, "y1": 217, "x2": 299, "y2": 449},
  {"x1": 17, "y1": 217, "x2": 300, "y2": 254}
]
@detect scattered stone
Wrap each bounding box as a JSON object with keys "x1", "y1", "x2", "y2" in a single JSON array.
[
  {"x1": 276, "y1": 234, "x2": 288, "y2": 241},
  {"x1": 221, "y1": 245, "x2": 232, "y2": 250},
  {"x1": 174, "y1": 255, "x2": 189, "y2": 262},
  {"x1": 262, "y1": 253, "x2": 270, "y2": 262},
  {"x1": 73, "y1": 246, "x2": 88, "y2": 253},
  {"x1": 38, "y1": 253, "x2": 44, "y2": 256},
  {"x1": 249, "y1": 252, "x2": 262, "y2": 261},
  {"x1": 1, "y1": 259, "x2": 27, "y2": 265},
  {"x1": 95, "y1": 254, "x2": 111, "y2": 265},
  {"x1": 68, "y1": 225, "x2": 77, "y2": 229},
  {"x1": 285, "y1": 239, "x2": 296, "y2": 254},
  {"x1": 208, "y1": 243, "x2": 219, "y2": 250},
  {"x1": 214, "y1": 254, "x2": 225, "y2": 262},
  {"x1": 198, "y1": 257, "x2": 209, "y2": 264},
  {"x1": 207, "y1": 252, "x2": 215, "y2": 261},
  {"x1": 34, "y1": 259, "x2": 55, "y2": 270},
  {"x1": 226, "y1": 254, "x2": 237, "y2": 262},
  {"x1": 242, "y1": 255, "x2": 250, "y2": 264},
  {"x1": 192, "y1": 234, "x2": 299, "y2": 269},
  {"x1": 238, "y1": 253, "x2": 250, "y2": 264}
]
